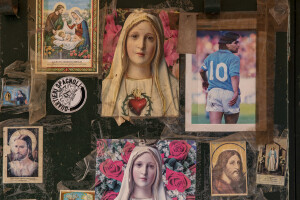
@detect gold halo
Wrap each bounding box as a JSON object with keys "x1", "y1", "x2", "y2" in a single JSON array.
[
  {"x1": 53, "y1": 2, "x2": 67, "y2": 11},
  {"x1": 211, "y1": 142, "x2": 247, "y2": 174},
  {"x1": 9, "y1": 129, "x2": 37, "y2": 153}
]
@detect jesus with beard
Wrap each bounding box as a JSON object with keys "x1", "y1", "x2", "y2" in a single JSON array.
[{"x1": 212, "y1": 150, "x2": 246, "y2": 195}]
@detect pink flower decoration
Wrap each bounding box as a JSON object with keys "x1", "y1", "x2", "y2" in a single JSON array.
[
  {"x1": 166, "y1": 168, "x2": 191, "y2": 193},
  {"x1": 186, "y1": 196, "x2": 195, "y2": 200},
  {"x1": 159, "y1": 10, "x2": 178, "y2": 38},
  {"x1": 83, "y1": 56, "x2": 87, "y2": 59},
  {"x1": 168, "y1": 140, "x2": 191, "y2": 161},
  {"x1": 99, "y1": 159, "x2": 124, "y2": 182},
  {"x1": 95, "y1": 175, "x2": 101, "y2": 187},
  {"x1": 121, "y1": 142, "x2": 135, "y2": 163},
  {"x1": 189, "y1": 164, "x2": 196, "y2": 176},
  {"x1": 103, "y1": 11, "x2": 122, "y2": 66},
  {"x1": 172, "y1": 198, "x2": 178, "y2": 200},
  {"x1": 161, "y1": 153, "x2": 165, "y2": 164},
  {"x1": 70, "y1": 53, "x2": 73, "y2": 56},
  {"x1": 97, "y1": 139, "x2": 108, "y2": 157},
  {"x1": 164, "y1": 38, "x2": 179, "y2": 67},
  {"x1": 102, "y1": 191, "x2": 118, "y2": 200},
  {"x1": 74, "y1": 53, "x2": 77, "y2": 56}
]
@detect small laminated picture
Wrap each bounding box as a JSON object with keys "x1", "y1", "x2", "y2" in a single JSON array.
[
  {"x1": 185, "y1": 30, "x2": 256, "y2": 132},
  {"x1": 95, "y1": 139, "x2": 196, "y2": 200},
  {"x1": 256, "y1": 137, "x2": 287, "y2": 186},
  {"x1": 1, "y1": 86, "x2": 30, "y2": 106},
  {"x1": 3, "y1": 126, "x2": 43, "y2": 183},
  {"x1": 210, "y1": 141, "x2": 247, "y2": 196},
  {"x1": 35, "y1": 0, "x2": 99, "y2": 73},
  {"x1": 59, "y1": 190, "x2": 95, "y2": 200}
]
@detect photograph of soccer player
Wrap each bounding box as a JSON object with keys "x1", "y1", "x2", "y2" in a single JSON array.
[
  {"x1": 185, "y1": 30, "x2": 256, "y2": 132},
  {"x1": 199, "y1": 32, "x2": 241, "y2": 124}
]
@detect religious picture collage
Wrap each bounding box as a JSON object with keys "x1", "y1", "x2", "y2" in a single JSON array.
[{"x1": 0, "y1": 0, "x2": 290, "y2": 199}]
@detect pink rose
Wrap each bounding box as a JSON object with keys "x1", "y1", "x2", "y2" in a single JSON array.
[
  {"x1": 189, "y1": 164, "x2": 196, "y2": 176},
  {"x1": 87, "y1": 54, "x2": 90, "y2": 59},
  {"x1": 102, "y1": 191, "x2": 118, "y2": 200},
  {"x1": 83, "y1": 56, "x2": 87, "y2": 59},
  {"x1": 161, "y1": 153, "x2": 165, "y2": 164},
  {"x1": 95, "y1": 175, "x2": 101, "y2": 187},
  {"x1": 97, "y1": 139, "x2": 108, "y2": 157},
  {"x1": 121, "y1": 142, "x2": 135, "y2": 163},
  {"x1": 168, "y1": 140, "x2": 191, "y2": 160},
  {"x1": 103, "y1": 11, "x2": 122, "y2": 66},
  {"x1": 99, "y1": 159, "x2": 124, "y2": 182},
  {"x1": 172, "y1": 198, "x2": 178, "y2": 200},
  {"x1": 74, "y1": 53, "x2": 77, "y2": 56},
  {"x1": 186, "y1": 196, "x2": 195, "y2": 200},
  {"x1": 70, "y1": 53, "x2": 73, "y2": 56},
  {"x1": 166, "y1": 168, "x2": 191, "y2": 193},
  {"x1": 164, "y1": 38, "x2": 179, "y2": 67},
  {"x1": 159, "y1": 10, "x2": 178, "y2": 38}
]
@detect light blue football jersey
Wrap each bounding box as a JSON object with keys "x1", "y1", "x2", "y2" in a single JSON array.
[{"x1": 201, "y1": 50, "x2": 240, "y2": 94}]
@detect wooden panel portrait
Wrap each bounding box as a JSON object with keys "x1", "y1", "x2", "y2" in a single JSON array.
[
  {"x1": 101, "y1": 10, "x2": 179, "y2": 119},
  {"x1": 35, "y1": 0, "x2": 99, "y2": 73},
  {"x1": 3, "y1": 126, "x2": 43, "y2": 183},
  {"x1": 95, "y1": 139, "x2": 196, "y2": 200},
  {"x1": 210, "y1": 141, "x2": 247, "y2": 196}
]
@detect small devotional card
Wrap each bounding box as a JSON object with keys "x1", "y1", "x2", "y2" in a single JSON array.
[
  {"x1": 210, "y1": 141, "x2": 248, "y2": 196},
  {"x1": 3, "y1": 126, "x2": 43, "y2": 183},
  {"x1": 59, "y1": 190, "x2": 95, "y2": 200},
  {"x1": 256, "y1": 137, "x2": 287, "y2": 186},
  {"x1": 35, "y1": 0, "x2": 99, "y2": 73}
]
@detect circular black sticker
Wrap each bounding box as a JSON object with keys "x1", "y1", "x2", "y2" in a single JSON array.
[{"x1": 50, "y1": 76, "x2": 87, "y2": 113}]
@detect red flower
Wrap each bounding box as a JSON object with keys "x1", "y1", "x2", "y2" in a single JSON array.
[
  {"x1": 87, "y1": 54, "x2": 90, "y2": 59},
  {"x1": 168, "y1": 140, "x2": 191, "y2": 161},
  {"x1": 103, "y1": 11, "x2": 122, "y2": 66},
  {"x1": 74, "y1": 53, "x2": 77, "y2": 56},
  {"x1": 166, "y1": 168, "x2": 191, "y2": 193},
  {"x1": 70, "y1": 53, "x2": 73, "y2": 56},
  {"x1": 189, "y1": 164, "x2": 196, "y2": 176},
  {"x1": 97, "y1": 139, "x2": 108, "y2": 157},
  {"x1": 99, "y1": 159, "x2": 124, "y2": 182},
  {"x1": 95, "y1": 175, "x2": 101, "y2": 187},
  {"x1": 83, "y1": 56, "x2": 87, "y2": 59},
  {"x1": 121, "y1": 142, "x2": 135, "y2": 163},
  {"x1": 161, "y1": 153, "x2": 165, "y2": 164},
  {"x1": 102, "y1": 191, "x2": 118, "y2": 200},
  {"x1": 159, "y1": 10, "x2": 178, "y2": 38},
  {"x1": 186, "y1": 196, "x2": 195, "y2": 200},
  {"x1": 164, "y1": 38, "x2": 179, "y2": 67},
  {"x1": 172, "y1": 198, "x2": 178, "y2": 200}
]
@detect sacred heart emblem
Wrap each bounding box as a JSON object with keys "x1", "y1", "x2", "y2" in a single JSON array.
[{"x1": 128, "y1": 97, "x2": 147, "y2": 116}]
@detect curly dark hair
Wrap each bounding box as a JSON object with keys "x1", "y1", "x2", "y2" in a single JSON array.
[{"x1": 212, "y1": 150, "x2": 243, "y2": 181}]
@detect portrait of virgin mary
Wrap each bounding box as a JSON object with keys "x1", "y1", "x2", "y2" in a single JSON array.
[{"x1": 101, "y1": 11, "x2": 179, "y2": 121}]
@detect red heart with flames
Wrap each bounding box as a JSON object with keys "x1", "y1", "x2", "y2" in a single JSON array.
[{"x1": 128, "y1": 97, "x2": 147, "y2": 116}]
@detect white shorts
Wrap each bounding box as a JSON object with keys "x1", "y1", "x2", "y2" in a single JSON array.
[{"x1": 206, "y1": 88, "x2": 241, "y2": 114}]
